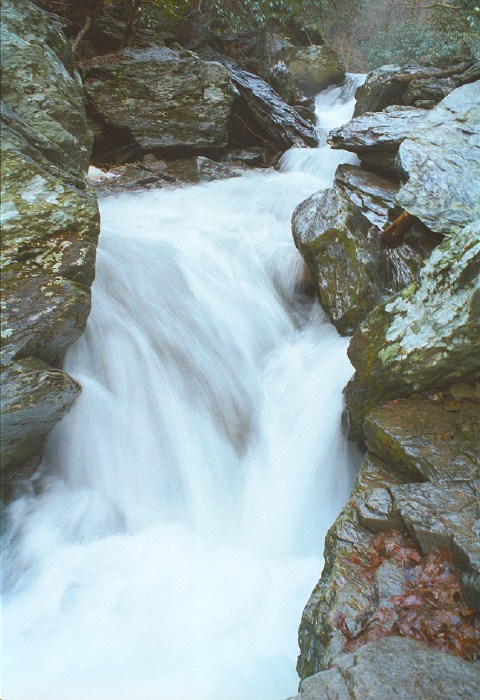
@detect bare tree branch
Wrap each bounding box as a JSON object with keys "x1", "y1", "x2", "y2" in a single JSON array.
[{"x1": 71, "y1": 15, "x2": 91, "y2": 54}]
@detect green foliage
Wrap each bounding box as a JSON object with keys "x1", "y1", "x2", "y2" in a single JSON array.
[
  {"x1": 108, "y1": 0, "x2": 360, "y2": 37},
  {"x1": 363, "y1": 0, "x2": 479, "y2": 68}
]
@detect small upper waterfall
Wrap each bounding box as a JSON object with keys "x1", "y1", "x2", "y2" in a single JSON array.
[{"x1": 2, "y1": 75, "x2": 364, "y2": 700}]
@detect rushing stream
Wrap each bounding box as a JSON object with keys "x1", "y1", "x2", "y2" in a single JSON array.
[{"x1": 2, "y1": 76, "x2": 364, "y2": 700}]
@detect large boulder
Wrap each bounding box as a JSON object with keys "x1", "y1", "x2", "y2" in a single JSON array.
[
  {"x1": 266, "y1": 61, "x2": 300, "y2": 105},
  {"x1": 84, "y1": 46, "x2": 235, "y2": 153},
  {"x1": 225, "y1": 63, "x2": 318, "y2": 149},
  {"x1": 292, "y1": 186, "x2": 387, "y2": 335},
  {"x1": 334, "y1": 164, "x2": 439, "y2": 293},
  {"x1": 396, "y1": 82, "x2": 480, "y2": 236},
  {"x1": 328, "y1": 106, "x2": 428, "y2": 178},
  {"x1": 292, "y1": 167, "x2": 438, "y2": 335},
  {"x1": 353, "y1": 62, "x2": 473, "y2": 117},
  {"x1": 345, "y1": 224, "x2": 480, "y2": 437},
  {"x1": 274, "y1": 44, "x2": 345, "y2": 95},
  {"x1": 1, "y1": 0, "x2": 99, "y2": 481},
  {"x1": 293, "y1": 637, "x2": 480, "y2": 700}
]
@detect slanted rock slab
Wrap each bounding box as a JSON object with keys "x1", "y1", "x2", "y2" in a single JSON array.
[
  {"x1": 364, "y1": 393, "x2": 480, "y2": 482},
  {"x1": 328, "y1": 106, "x2": 428, "y2": 178}
]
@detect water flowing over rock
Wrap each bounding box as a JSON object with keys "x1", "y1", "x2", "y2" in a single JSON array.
[
  {"x1": 85, "y1": 46, "x2": 235, "y2": 154},
  {"x1": 0, "y1": 0, "x2": 99, "y2": 479},
  {"x1": 345, "y1": 224, "x2": 480, "y2": 435},
  {"x1": 396, "y1": 82, "x2": 480, "y2": 236},
  {"x1": 90, "y1": 156, "x2": 245, "y2": 194},
  {"x1": 293, "y1": 637, "x2": 480, "y2": 700},
  {"x1": 1, "y1": 74, "x2": 363, "y2": 700},
  {"x1": 328, "y1": 106, "x2": 429, "y2": 178}
]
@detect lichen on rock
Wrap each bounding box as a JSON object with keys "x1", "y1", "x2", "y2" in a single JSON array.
[
  {"x1": 345, "y1": 223, "x2": 480, "y2": 435},
  {"x1": 1, "y1": 0, "x2": 99, "y2": 481}
]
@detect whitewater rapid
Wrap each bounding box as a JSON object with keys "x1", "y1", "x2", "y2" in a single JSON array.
[{"x1": 1, "y1": 77, "x2": 364, "y2": 700}]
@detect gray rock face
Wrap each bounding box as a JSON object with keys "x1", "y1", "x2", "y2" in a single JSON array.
[
  {"x1": 1, "y1": 359, "x2": 81, "y2": 478},
  {"x1": 334, "y1": 164, "x2": 398, "y2": 230},
  {"x1": 334, "y1": 164, "x2": 439, "y2": 294},
  {"x1": 353, "y1": 63, "x2": 463, "y2": 117},
  {"x1": 346, "y1": 225, "x2": 480, "y2": 436},
  {"x1": 292, "y1": 186, "x2": 387, "y2": 334},
  {"x1": 354, "y1": 65, "x2": 412, "y2": 116},
  {"x1": 292, "y1": 166, "x2": 438, "y2": 335},
  {"x1": 85, "y1": 47, "x2": 235, "y2": 152},
  {"x1": 266, "y1": 61, "x2": 300, "y2": 105},
  {"x1": 1, "y1": 0, "x2": 99, "y2": 479},
  {"x1": 225, "y1": 63, "x2": 318, "y2": 149},
  {"x1": 328, "y1": 106, "x2": 428, "y2": 177},
  {"x1": 364, "y1": 393, "x2": 480, "y2": 482},
  {"x1": 297, "y1": 454, "x2": 408, "y2": 679},
  {"x1": 391, "y1": 481, "x2": 480, "y2": 608},
  {"x1": 402, "y1": 76, "x2": 456, "y2": 108},
  {"x1": 275, "y1": 44, "x2": 345, "y2": 95},
  {"x1": 293, "y1": 637, "x2": 480, "y2": 700},
  {"x1": 396, "y1": 82, "x2": 480, "y2": 236}
]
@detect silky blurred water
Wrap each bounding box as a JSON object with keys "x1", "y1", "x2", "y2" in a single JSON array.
[{"x1": 1, "y1": 75, "x2": 364, "y2": 700}]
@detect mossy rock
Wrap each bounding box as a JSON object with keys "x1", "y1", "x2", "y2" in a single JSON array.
[
  {"x1": 346, "y1": 224, "x2": 480, "y2": 437},
  {"x1": 292, "y1": 186, "x2": 387, "y2": 335},
  {"x1": 1, "y1": 0, "x2": 99, "y2": 480}
]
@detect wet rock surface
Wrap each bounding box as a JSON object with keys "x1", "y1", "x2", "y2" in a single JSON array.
[
  {"x1": 225, "y1": 63, "x2": 318, "y2": 149},
  {"x1": 364, "y1": 393, "x2": 480, "y2": 482},
  {"x1": 292, "y1": 186, "x2": 387, "y2": 334},
  {"x1": 293, "y1": 165, "x2": 439, "y2": 334},
  {"x1": 334, "y1": 164, "x2": 399, "y2": 230},
  {"x1": 353, "y1": 62, "x2": 474, "y2": 117},
  {"x1": 345, "y1": 226, "x2": 480, "y2": 435},
  {"x1": 328, "y1": 106, "x2": 428, "y2": 177},
  {"x1": 298, "y1": 441, "x2": 480, "y2": 681},
  {"x1": 396, "y1": 82, "x2": 480, "y2": 236},
  {"x1": 293, "y1": 637, "x2": 480, "y2": 700},
  {"x1": 84, "y1": 47, "x2": 235, "y2": 153},
  {"x1": 1, "y1": 0, "x2": 99, "y2": 480},
  {"x1": 295, "y1": 66, "x2": 480, "y2": 694},
  {"x1": 266, "y1": 61, "x2": 300, "y2": 105},
  {"x1": 1, "y1": 359, "x2": 80, "y2": 479}
]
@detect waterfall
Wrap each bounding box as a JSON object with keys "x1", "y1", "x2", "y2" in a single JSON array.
[{"x1": 1, "y1": 75, "x2": 364, "y2": 700}]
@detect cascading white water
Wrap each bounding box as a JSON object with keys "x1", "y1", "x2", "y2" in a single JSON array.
[{"x1": 1, "y1": 75, "x2": 364, "y2": 700}]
